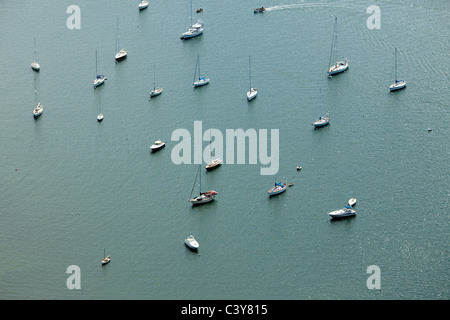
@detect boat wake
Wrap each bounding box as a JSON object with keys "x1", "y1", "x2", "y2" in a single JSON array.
[{"x1": 265, "y1": 2, "x2": 367, "y2": 12}]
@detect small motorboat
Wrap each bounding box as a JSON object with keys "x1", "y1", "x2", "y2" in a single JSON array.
[
  {"x1": 97, "y1": 113, "x2": 103, "y2": 122},
  {"x1": 206, "y1": 158, "x2": 222, "y2": 171},
  {"x1": 254, "y1": 7, "x2": 266, "y2": 13},
  {"x1": 288, "y1": 182, "x2": 294, "y2": 187},
  {"x1": 150, "y1": 140, "x2": 165, "y2": 152},
  {"x1": 196, "y1": 8, "x2": 203, "y2": 13},
  {"x1": 297, "y1": 166, "x2": 302, "y2": 171},
  {"x1": 184, "y1": 235, "x2": 199, "y2": 251},
  {"x1": 247, "y1": 87, "x2": 258, "y2": 101},
  {"x1": 138, "y1": 1, "x2": 149, "y2": 10},
  {"x1": 268, "y1": 181, "x2": 287, "y2": 196},
  {"x1": 33, "y1": 103, "x2": 43, "y2": 118},
  {"x1": 328, "y1": 206, "x2": 357, "y2": 219},
  {"x1": 348, "y1": 198, "x2": 357, "y2": 207}
]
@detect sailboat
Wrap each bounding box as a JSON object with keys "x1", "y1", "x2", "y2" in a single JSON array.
[
  {"x1": 101, "y1": 249, "x2": 111, "y2": 265},
  {"x1": 115, "y1": 18, "x2": 127, "y2": 62},
  {"x1": 205, "y1": 129, "x2": 222, "y2": 171},
  {"x1": 180, "y1": 0, "x2": 203, "y2": 40},
  {"x1": 268, "y1": 180, "x2": 287, "y2": 196},
  {"x1": 193, "y1": 54, "x2": 209, "y2": 87},
  {"x1": 247, "y1": 55, "x2": 258, "y2": 101},
  {"x1": 97, "y1": 94, "x2": 103, "y2": 122},
  {"x1": 389, "y1": 48, "x2": 406, "y2": 92},
  {"x1": 138, "y1": 1, "x2": 149, "y2": 10},
  {"x1": 93, "y1": 50, "x2": 107, "y2": 88},
  {"x1": 327, "y1": 17, "x2": 348, "y2": 76},
  {"x1": 31, "y1": 37, "x2": 40, "y2": 71},
  {"x1": 33, "y1": 75, "x2": 43, "y2": 118},
  {"x1": 313, "y1": 89, "x2": 329, "y2": 128},
  {"x1": 189, "y1": 165, "x2": 217, "y2": 205},
  {"x1": 149, "y1": 64, "x2": 163, "y2": 97}
]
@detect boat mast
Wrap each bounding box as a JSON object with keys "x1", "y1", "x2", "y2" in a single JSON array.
[
  {"x1": 328, "y1": 17, "x2": 338, "y2": 68},
  {"x1": 95, "y1": 50, "x2": 98, "y2": 76},
  {"x1": 197, "y1": 55, "x2": 201, "y2": 80},
  {"x1": 189, "y1": 165, "x2": 201, "y2": 199},
  {"x1": 116, "y1": 18, "x2": 119, "y2": 53},
  {"x1": 394, "y1": 47, "x2": 398, "y2": 82},
  {"x1": 193, "y1": 55, "x2": 199, "y2": 82},
  {"x1": 249, "y1": 55, "x2": 252, "y2": 91},
  {"x1": 153, "y1": 64, "x2": 156, "y2": 90}
]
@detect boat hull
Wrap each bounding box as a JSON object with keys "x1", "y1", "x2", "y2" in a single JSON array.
[
  {"x1": 328, "y1": 208, "x2": 357, "y2": 219},
  {"x1": 193, "y1": 78, "x2": 210, "y2": 87},
  {"x1": 181, "y1": 28, "x2": 203, "y2": 40},
  {"x1": 389, "y1": 81, "x2": 406, "y2": 91},
  {"x1": 31, "y1": 62, "x2": 40, "y2": 71},
  {"x1": 328, "y1": 62, "x2": 348, "y2": 75},
  {"x1": 115, "y1": 51, "x2": 127, "y2": 62},
  {"x1": 206, "y1": 159, "x2": 222, "y2": 171},
  {"x1": 268, "y1": 183, "x2": 287, "y2": 196},
  {"x1": 247, "y1": 89, "x2": 258, "y2": 101},
  {"x1": 150, "y1": 144, "x2": 165, "y2": 152},
  {"x1": 190, "y1": 194, "x2": 214, "y2": 205},
  {"x1": 150, "y1": 88, "x2": 163, "y2": 97}
]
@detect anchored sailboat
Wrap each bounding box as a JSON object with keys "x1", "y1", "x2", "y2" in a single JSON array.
[
  {"x1": 181, "y1": 0, "x2": 203, "y2": 40},
  {"x1": 149, "y1": 64, "x2": 163, "y2": 97},
  {"x1": 33, "y1": 75, "x2": 43, "y2": 118},
  {"x1": 93, "y1": 50, "x2": 107, "y2": 88},
  {"x1": 327, "y1": 17, "x2": 348, "y2": 76},
  {"x1": 247, "y1": 55, "x2": 258, "y2": 101},
  {"x1": 31, "y1": 37, "x2": 40, "y2": 71},
  {"x1": 115, "y1": 18, "x2": 127, "y2": 62},
  {"x1": 189, "y1": 165, "x2": 217, "y2": 205},
  {"x1": 193, "y1": 54, "x2": 209, "y2": 87},
  {"x1": 389, "y1": 48, "x2": 406, "y2": 92},
  {"x1": 313, "y1": 89, "x2": 329, "y2": 128}
]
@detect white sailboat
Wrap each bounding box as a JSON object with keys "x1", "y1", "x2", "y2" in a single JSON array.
[
  {"x1": 193, "y1": 54, "x2": 209, "y2": 87},
  {"x1": 33, "y1": 75, "x2": 43, "y2": 118},
  {"x1": 93, "y1": 50, "x2": 106, "y2": 88},
  {"x1": 313, "y1": 89, "x2": 329, "y2": 128},
  {"x1": 189, "y1": 165, "x2": 217, "y2": 205},
  {"x1": 101, "y1": 249, "x2": 111, "y2": 265},
  {"x1": 138, "y1": 1, "x2": 149, "y2": 10},
  {"x1": 247, "y1": 55, "x2": 258, "y2": 101},
  {"x1": 327, "y1": 17, "x2": 348, "y2": 76},
  {"x1": 97, "y1": 94, "x2": 103, "y2": 122},
  {"x1": 180, "y1": 0, "x2": 203, "y2": 40},
  {"x1": 115, "y1": 18, "x2": 127, "y2": 62},
  {"x1": 31, "y1": 37, "x2": 40, "y2": 71},
  {"x1": 149, "y1": 64, "x2": 163, "y2": 97},
  {"x1": 389, "y1": 48, "x2": 406, "y2": 92}
]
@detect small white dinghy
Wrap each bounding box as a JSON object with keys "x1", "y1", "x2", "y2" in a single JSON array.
[
  {"x1": 184, "y1": 235, "x2": 199, "y2": 251},
  {"x1": 97, "y1": 113, "x2": 103, "y2": 122},
  {"x1": 348, "y1": 198, "x2": 356, "y2": 207}
]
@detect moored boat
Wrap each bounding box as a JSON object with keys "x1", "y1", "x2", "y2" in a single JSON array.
[
  {"x1": 150, "y1": 140, "x2": 165, "y2": 152},
  {"x1": 97, "y1": 113, "x2": 103, "y2": 122},
  {"x1": 268, "y1": 181, "x2": 287, "y2": 196},
  {"x1": 33, "y1": 103, "x2": 43, "y2": 118},
  {"x1": 348, "y1": 198, "x2": 356, "y2": 207},
  {"x1": 184, "y1": 235, "x2": 199, "y2": 251},
  {"x1": 101, "y1": 249, "x2": 111, "y2": 265},
  {"x1": 328, "y1": 206, "x2": 356, "y2": 219},
  {"x1": 138, "y1": 1, "x2": 148, "y2": 10}
]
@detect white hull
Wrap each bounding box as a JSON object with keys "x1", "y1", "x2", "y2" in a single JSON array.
[
  {"x1": 193, "y1": 78, "x2": 209, "y2": 87},
  {"x1": 313, "y1": 116, "x2": 330, "y2": 128},
  {"x1": 33, "y1": 103, "x2": 43, "y2": 117},
  {"x1": 31, "y1": 62, "x2": 40, "y2": 71},
  {"x1": 390, "y1": 81, "x2": 406, "y2": 91},
  {"x1": 190, "y1": 194, "x2": 214, "y2": 205},
  {"x1": 115, "y1": 50, "x2": 127, "y2": 62},
  {"x1": 150, "y1": 88, "x2": 163, "y2": 97},
  {"x1": 328, "y1": 61, "x2": 348, "y2": 75},
  {"x1": 184, "y1": 236, "x2": 199, "y2": 250},
  {"x1": 348, "y1": 198, "x2": 356, "y2": 207},
  {"x1": 268, "y1": 182, "x2": 287, "y2": 196},
  {"x1": 97, "y1": 114, "x2": 103, "y2": 122},
  {"x1": 150, "y1": 141, "x2": 165, "y2": 152},
  {"x1": 247, "y1": 88, "x2": 258, "y2": 101},
  {"x1": 102, "y1": 256, "x2": 111, "y2": 265},
  {"x1": 206, "y1": 158, "x2": 222, "y2": 171},
  {"x1": 93, "y1": 77, "x2": 106, "y2": 87},
  {"x1": 181, "y1": 24, "x2": 203, "y2": 39},
  {"x1": 138, "y1": 1, "x2": 148, "y2": 10},
  {"x1": 329, "y1": 207, "x2": 356, "y2": 219}
]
